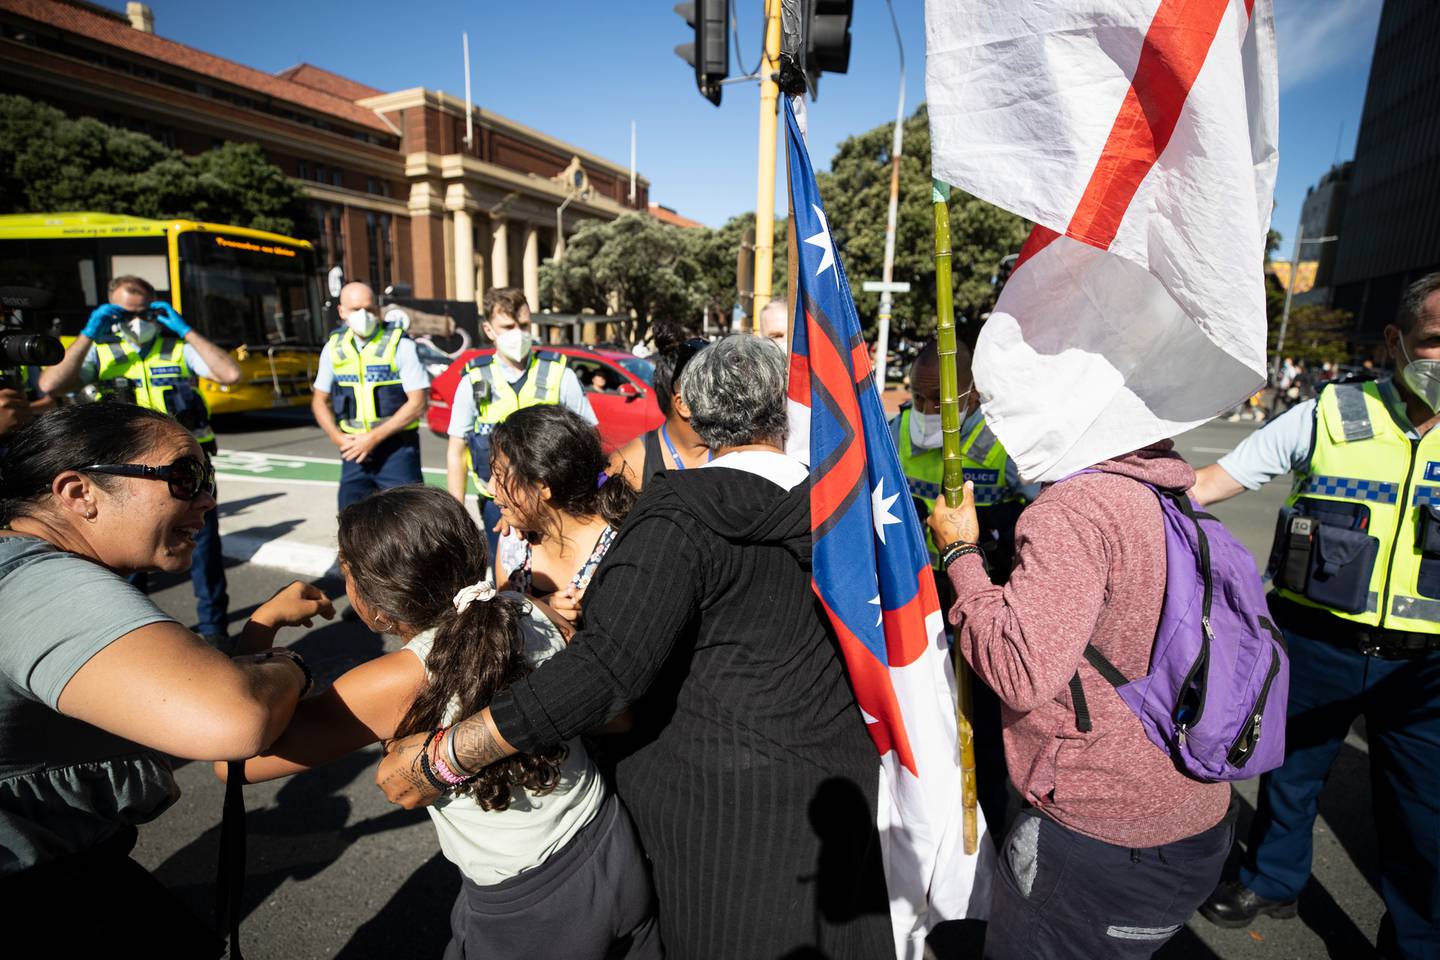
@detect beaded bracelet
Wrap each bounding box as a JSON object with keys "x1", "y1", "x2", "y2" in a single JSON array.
[
  {"x1": 417, "y1": 728, "x2": 452, "y2": 792},
  {"x1": 940, "y1": 542, "x2": 984, "y2": 570}
]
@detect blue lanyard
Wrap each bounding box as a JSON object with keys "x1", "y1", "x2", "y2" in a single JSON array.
[{"x1": 659, "y1": 423, "x2": 711, "y2": 471}]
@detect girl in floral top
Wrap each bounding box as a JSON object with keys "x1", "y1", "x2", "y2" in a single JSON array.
[{"x1": 490, "y1": 406, "x2": 636, "y2": 624}]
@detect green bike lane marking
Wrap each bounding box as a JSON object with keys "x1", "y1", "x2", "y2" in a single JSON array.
[{"x1": 212, "y1": 449, "x2": 449, "y2": 489}]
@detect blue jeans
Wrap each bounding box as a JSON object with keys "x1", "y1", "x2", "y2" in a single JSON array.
[
  {"x1": 1240, "y1": 627, "x2": 1440, "y2": 959},
  {"x1": 338, "y1": 432, "x2": 423, "y2": 512},
  {"x1": 986, "y1": 807, "x2": 1232, "y2": 959}
]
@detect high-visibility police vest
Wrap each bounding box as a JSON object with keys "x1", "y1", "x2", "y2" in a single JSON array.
[
  {"x1": 464, "y1": 351, "x2": 568, "y2": 495},
  {"x1": 889, "y1": 404, "x2": 1019, "y2": 565},
  {"x1": 1270, "y1": 379, "x2": 1440, "y2": 635},
  {"x1": 94, "y1": 336, "x2": 214, "y2": 444},
  {"x1": 326, "y1": 325, "x2": 417, "y2": 435}
]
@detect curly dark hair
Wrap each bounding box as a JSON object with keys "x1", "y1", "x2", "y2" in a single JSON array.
[
  {"x1": 489, "y1": 404, "x2": 636, "y2": 548},
  {"x1": 337, "y1": 485, "x2": 566, "y2": 811}
]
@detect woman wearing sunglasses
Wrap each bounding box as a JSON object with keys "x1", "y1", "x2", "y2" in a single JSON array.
[
  {"x1": 0, "y1": 402, "x2": 333, "y2": 953},
  {"x1": 612, "y1": 326, "x2": 711, "y2": 491}
]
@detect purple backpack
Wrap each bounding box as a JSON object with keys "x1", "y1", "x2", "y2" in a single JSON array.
[{"x1": 1063, "y1": 474, "x2": 1290, "y2": 782}]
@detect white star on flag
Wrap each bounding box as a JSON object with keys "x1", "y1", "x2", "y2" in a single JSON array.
[
  {"x1": 871, "y1": 477, "x2": 902, "y2": 544},
  {"x1": 868, "y1": 594, "x2": 883, "y2": 626},
  {"x1": 803, "y1": 204, "x2": 837, "y2": 286}
]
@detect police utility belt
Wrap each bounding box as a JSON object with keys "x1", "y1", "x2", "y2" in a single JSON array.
[
  {"x1": 1268, "y1": 488, "x2": 1440, "y2": 659},
  {"x1": 1272, "y1": 483, "x2": 1440, "y2": 656}
]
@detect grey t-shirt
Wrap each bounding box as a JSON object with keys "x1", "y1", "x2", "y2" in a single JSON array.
[{"x1": 0, "y1": 535, "x2": 181, "y2": 874}]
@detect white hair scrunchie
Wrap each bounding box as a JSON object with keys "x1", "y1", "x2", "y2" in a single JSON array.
[{"x1": 452, "y1": 579, "x2": 496, "y2": 613}]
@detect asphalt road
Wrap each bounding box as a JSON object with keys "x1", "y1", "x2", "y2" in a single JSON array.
[{"x1": 131, "y1": 412, "x2": 1385, "y2": 959}]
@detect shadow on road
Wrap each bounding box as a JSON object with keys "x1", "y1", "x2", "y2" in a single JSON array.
[
  {"x1": 153, "y1": 748, "x2": 428, "y2": 929},
  {"x1": 335, "y1": 851, "x2": 460, "y2": 957},
  {"x1": 217, "y1": 492, "x2": 286, "y2": 517}
]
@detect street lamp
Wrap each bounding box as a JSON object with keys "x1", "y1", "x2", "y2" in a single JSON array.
[
  {"x1": 555, "y1": 179, "x2": 590, "y2": 260},
  {"x1": 1271, "y1": 219, "x2": 1338, "y2": 383}
]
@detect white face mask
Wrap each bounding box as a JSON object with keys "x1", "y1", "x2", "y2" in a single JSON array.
[
  {"x1": 119, "y1": 316, "x2": 158, "y2": 346},
  {"x1": 1400, "y1": 340, "x2": 1440, "y2": 413},
  {"x1": 346, "y1": 308, "x2": 378, "y2": 339},
  {"x1": 494, "y1": 327, "x2": 533, "y2": 365},
  {"x1": 909, "y1": 409, "x2": 944, "y2": 449}
]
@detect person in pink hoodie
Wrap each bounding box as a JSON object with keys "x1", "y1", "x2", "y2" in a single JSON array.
[{"x1": 928, "y1": 441, "x2": 1233, "y2": 959}]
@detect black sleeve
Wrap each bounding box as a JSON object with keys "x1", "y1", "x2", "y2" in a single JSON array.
[{"x1": 488, "y1": 513, "x2": 704, "y2": 752}]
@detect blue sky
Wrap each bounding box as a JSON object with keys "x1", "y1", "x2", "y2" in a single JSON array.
[{"x1": 100, "y1": 0, "x2": 1381, "y2": 247}]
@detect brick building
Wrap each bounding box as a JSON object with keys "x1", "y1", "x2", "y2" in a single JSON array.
[{"x1": 0, "y1": 0, "x2": 650, "y2": 311}]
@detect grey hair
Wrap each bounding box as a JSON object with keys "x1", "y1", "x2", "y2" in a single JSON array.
[
  {"x1": 1397, "y1": 273, "x2": 1440, "y2": 335},
  {"x1": 680, "y1": 334, "x2": 789, "y2": 450}
]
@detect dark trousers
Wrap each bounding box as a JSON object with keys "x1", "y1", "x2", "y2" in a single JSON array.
[
  {"x1": 337, "y1": 431, "x2": 423, "y2": 511},
  {"x1": 443, "y1": 796, "x2": 661, "y2": 960},
  {"x1": 130, "y1": 447, "x2": 228, "y2": 638},
  {"x1": 1240, "y1": 627, "x2": 1440, "y2": 958},
  {"x1": 986, "y1": 807, "x2": 1232, "y2": 959}
]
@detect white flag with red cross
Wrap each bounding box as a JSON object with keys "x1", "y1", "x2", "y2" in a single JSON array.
[{"x1": 926, "y1": 0, "x2": 1279, "y2": 481}]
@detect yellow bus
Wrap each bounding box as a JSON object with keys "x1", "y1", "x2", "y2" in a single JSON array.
[{"x1": 0, "y1": 212, "x2": 325, "y2": 414}]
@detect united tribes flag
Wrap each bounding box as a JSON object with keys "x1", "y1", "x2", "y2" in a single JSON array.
[{"x1": 782, "y1": 97, "x2": 989, "y2": 957}]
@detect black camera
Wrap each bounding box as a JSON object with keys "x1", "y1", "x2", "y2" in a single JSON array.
[{"x1": 0, "y1": 286, "x2": 64, "y2": 392}]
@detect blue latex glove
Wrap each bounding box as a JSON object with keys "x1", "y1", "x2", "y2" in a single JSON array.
[
  {"x1": 82, "y1": 303, "x2": 125, "y2": 340},
  {"x1": 150, "y1": 301, "x2": 192, "y2": 338}
]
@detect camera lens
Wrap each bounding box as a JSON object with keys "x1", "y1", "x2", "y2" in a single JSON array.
[{"x1": 0, "y1": 333, "x2": 64, "y2": 366}]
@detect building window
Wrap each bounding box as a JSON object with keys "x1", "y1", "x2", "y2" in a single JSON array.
[
  {"x1": 366, "y1": 212, "x2": 392, "y2": 289},
  {"x1": 331, "y1": 168, "x2": 343, "y2": 188},
  {"x1": 298, "y1": 159, "x2": 310, "y2": 180},
  {"x1": 365, "y1": 177, "x2": 392, "y2": 198},
  {"x1": 309, "y1": 201, "x2": 346, "y2": 272}
]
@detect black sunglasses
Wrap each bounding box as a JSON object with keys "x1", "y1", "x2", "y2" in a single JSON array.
[{"x1": 79, "y1": 456, "x2": 216, "y2": 501}]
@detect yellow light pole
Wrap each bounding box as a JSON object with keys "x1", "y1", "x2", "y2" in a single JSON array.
[{"x1": 751, "y1": 0, "x2": 783, "y2": 329}]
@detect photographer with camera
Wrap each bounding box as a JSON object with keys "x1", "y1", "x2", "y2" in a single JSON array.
[
  {"x1": 0, "y1": 286, "x2": 64, "y2": 445},
  {"x1": 39, "y1": 276, "x2": 242, "y2": 647},
  {"x1": 0, "y1": 402, "x2": 333, "y2": 952}
]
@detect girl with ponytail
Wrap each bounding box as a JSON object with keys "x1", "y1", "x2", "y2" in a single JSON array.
[
  {"x1": 218, "y1": 485, "x2": 659, "y2": 957},
  {"x1": 489, "y1": 405, "x2": 638, "y2": 620}
]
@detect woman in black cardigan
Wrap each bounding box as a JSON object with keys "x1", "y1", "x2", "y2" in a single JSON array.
[{"x1": 378, "y1": 334, "x2": 891, "y2": 959}]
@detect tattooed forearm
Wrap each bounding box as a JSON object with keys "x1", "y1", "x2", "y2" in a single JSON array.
[{"x1": 452, "y1": 710, "x2": 514, "y2": 773}]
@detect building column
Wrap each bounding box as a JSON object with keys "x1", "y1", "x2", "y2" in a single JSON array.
[
  {"x1": 453, "y1": 207, "x2": 474, "y2": 303},
  {"x1": 523, "y1": 223, "x2": 540, "y2": 313},
  {"x1": 490, "y1": 218, "x2": 510, "y2": 289}
]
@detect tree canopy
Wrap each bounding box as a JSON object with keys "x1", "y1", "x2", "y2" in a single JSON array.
[
  {"x1": 817, "y1": 103, "x2": 1030, "y2": 345},
  {"x1": 0, "y1": 94, "x2": 309, "y2": 236}
]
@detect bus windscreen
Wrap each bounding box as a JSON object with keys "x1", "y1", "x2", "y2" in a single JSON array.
[{"x1": 179, "y1": 233, "x2": 322, "y2": 349}]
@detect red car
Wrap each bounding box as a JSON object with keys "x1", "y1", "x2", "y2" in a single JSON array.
[{"x1": 427, "y1": 345, "x2": 663, "y2": 452}]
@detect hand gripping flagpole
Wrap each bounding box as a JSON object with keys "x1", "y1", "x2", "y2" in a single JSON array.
[{"x1": 932, "y1": 178, "x2": 978, "y2": 856}]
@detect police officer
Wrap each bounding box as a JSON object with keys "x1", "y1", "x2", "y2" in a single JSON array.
[
  {"x1": 1192, "y1": 272, "x2": 1440, "y2": 957},
  {"x1": 890, "y1": 338, "x2": 1038, "y2": 832},
  {"x1": 311, "y1": 281, "x2": 430, "y2": 511},
  {"x1": 38, "y1": 274, "x2": 242, "y2": 646},
  {"x1": 445, "y1": 287, "x2": 595, "y2": 557},
  {"x1": 891, "y1": 339, "x2": 1039, "y2": 578}
]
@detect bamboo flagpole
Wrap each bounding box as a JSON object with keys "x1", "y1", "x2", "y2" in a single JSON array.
[{"x1": 932, "y1": 178, "x2": 978, "y2": 855}]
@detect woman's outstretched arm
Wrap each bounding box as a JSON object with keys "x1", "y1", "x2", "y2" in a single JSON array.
[{"x1": 218, "y1": 649, "x2": 425, "y2": 784}]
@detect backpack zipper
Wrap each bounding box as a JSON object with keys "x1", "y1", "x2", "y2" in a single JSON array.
[
  {"x1": 1175, "y1": 616, "x2": 1212, "y2": 747},
  {"x1": 1175, "y1": 501, "x2": 1217, "y2": 745},
  {"x1": 1225, "y1": 643, "x2": 1282, "y2": 767}
]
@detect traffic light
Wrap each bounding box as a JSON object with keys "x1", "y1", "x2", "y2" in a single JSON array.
[
  {"x1": 674, "y1": 1, "x2": 728, "y2": 106},
  {"x1": 806, "y1": 0, "x2": 853, "y2": 76}
]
